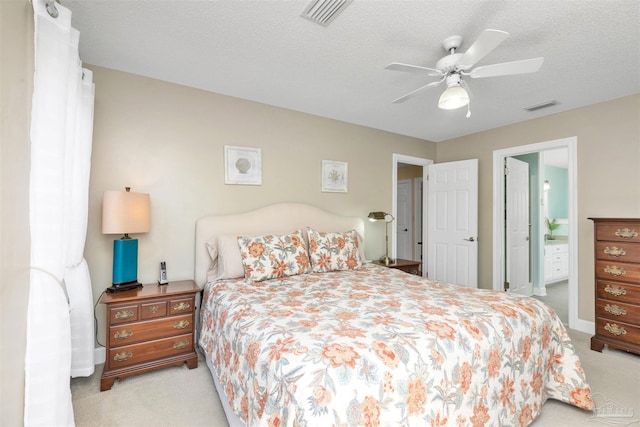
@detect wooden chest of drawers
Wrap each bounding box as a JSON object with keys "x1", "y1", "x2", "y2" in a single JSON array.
[
  {"x1": 99, "y1": 280, "x2": 200, "y2": 391},
  {"x1": 589, "y1": 218, "x2": 640, "y2": 355}
]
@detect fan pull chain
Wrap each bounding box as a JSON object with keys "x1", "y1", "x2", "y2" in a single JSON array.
[{"x1": 466, "y1": 102, "x2": 471, "y2": 118}]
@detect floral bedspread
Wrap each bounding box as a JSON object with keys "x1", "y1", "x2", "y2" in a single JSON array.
[{"x1": 199, "y1": 263, "x2": 592, "y2": 427}]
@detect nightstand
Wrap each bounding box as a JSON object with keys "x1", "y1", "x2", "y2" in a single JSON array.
[
  {"x1": 98, "y1": 280, "x2": 199, "y2": 391},
  {"x1": 373, "y1": 258, "x2": 422, "y2": 276}
]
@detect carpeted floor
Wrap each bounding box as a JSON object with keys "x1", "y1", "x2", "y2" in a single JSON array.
[
  {"x1": 534, "y1": 280, "x2": 568, "y2": 325},
  {"x1": 71, "y1": 329, "x2": 640, "y2": 426}
]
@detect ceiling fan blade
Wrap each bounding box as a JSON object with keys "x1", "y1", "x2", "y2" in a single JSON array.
[
  {"x1": 386, "y1": 62, "x2": 443, "y2": 76},
  {"x1": 456, "y1": 29, "x2": 509, "y2": 70},
  {"x1": 469, "y1": 57, "x2": 544, "y2": 78},
  {"x1": 392, "y1": 78, "x2": 445, "y2": 103}
]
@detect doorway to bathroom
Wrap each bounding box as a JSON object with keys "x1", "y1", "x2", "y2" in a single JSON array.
[{"x1": 492, "y1": 137, "x2": 578, "y2": 330}]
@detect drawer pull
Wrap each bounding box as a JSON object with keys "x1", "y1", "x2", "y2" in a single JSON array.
[
  {"x1": 173, "y1": 320, "x2": 190, "y2": 330},
  {"x1": 604, "y1": 304, "x2": 627, "y2": 316},
  {"x1": 115, "y1": 310, "x2": 134, "y2": 320},
  {"x1": 149, "y1": 305, "x2": 159, "y2": 314},
  {"x1": 114, "y1": 329, "x2": 133, "y2": 340},
  {"x1": 615, "y1": 228, "x2": 638, "y2": 239},
  {"x1": 604, "y1": 284, "x2": 627, "y2": 296},
  {"x1": 604, "y1": 323, "x2": 627, "y2": 336},
  {"x1": 114, "y1": 351, "x2": 133, "y2": 362},
  {"x1": 604, "y1": 265, "x2": 626, "y2": 277},
  {"x1": 173, "y1": 302, "x2": 191, "y2": 312},
  {"x1": 603, "y1": 246, "x2": 626, "y2": 257},
  {"x1": 173, "y1": 340, "x2": 189, "y2": 350}
]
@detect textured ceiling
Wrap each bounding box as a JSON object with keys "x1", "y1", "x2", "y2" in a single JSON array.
[{"x1": 63, "y1": 0, "x2": 640, "y2": 142}]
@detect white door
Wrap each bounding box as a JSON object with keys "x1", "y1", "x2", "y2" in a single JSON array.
[
  {"x1": 427, "y1": 159, "x2": 478, "y2": 288},
  {"x1": 505, "y1": 157, "x2": 531, "y2": 295},
  {"x1": 396, "y1": 179, "x2": 412, "y2": 260}
]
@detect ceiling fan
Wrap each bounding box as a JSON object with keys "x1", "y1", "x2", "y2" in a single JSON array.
[{"x1": 386, "y1": 29, "x2": 544, "y2": 115}]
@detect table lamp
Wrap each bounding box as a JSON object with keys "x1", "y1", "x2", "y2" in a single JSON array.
[
  {"x1": 368, "y1": 211, "x2": 395, "y2": 266},
  {"x1": 102, "y1": 187, "x2": 150, "y2": 293}
]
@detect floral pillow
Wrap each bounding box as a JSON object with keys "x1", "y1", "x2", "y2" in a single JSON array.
[
  {"x1": 307, "y1": 228, "x2": 362, "y2": 273},
  {"x1": 237, "y1": 230, "x2": 311, "y2": 282}
]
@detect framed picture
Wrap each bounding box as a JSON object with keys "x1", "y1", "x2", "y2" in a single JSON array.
[
  {"x1": 321, "y1": 160, "x2": 348, "y2": 193},
  {"x1": 224, "y1": 145, "x2": 262, "y2": 185}
]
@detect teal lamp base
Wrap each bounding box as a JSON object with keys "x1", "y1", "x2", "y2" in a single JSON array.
[{"x1": 107, "y1": 238, "x2": 143, "y2": 293}]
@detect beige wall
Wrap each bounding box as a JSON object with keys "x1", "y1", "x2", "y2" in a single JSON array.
[
  {"x1": 1, "y1": 0, "x2": 33, "y2": 424},
  {"x1": 437, "y1": 94, "x2": 640, "y2": 322},
  {"x1": 85, "y1": 65, "x2": 437, "y2": 344}
]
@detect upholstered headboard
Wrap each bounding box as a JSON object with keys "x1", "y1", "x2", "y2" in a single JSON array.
[{"x1": 194, "y1": 203, "x2": 366, "y2": 288}]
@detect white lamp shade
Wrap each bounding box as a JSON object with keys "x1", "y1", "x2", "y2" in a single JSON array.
[
  {"x1": 102, "y1": 190, "x2": 150, "y2": 234},
  {"x1": 438, "y1": 85, "x2": 470, "y2": 110}
]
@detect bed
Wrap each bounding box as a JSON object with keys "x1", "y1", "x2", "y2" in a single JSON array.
[{"x1": 195, "y1": 203, "x2": 593, "y2": 427}]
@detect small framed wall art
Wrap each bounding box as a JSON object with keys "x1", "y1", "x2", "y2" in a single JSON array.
[
  {"x1": 321, "y1": 160, "x2": 348, "y2": 193},
  {"x1": 224, "y1": 145, "x2": 262, "y2": 185}
]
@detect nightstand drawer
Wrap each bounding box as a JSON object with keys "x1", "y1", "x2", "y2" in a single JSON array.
[
  {"x1": 169, "y1": 297, "x2": 194, "y2": 315},
  {"x1": 108, "y1": 333, "x2": 194, "y2": 369},
  {"x1": 109, "y1": 304, "x2": 139, "y2": 324},
  {"x1": 109, "y1": 314, "x2": 194, "y2": 347},
  {"x1": 140, "y1": 301, "x2": 167, "y2": 319}
]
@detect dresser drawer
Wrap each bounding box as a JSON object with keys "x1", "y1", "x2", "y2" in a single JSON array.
[
  {"x1": 140, "y1": 301, "x2": 167, "y2": 320},
  {"x1": 169, "y1": 297, "x2": 194, "y2": 315},
  {"x1": 109, "y1": 304, "x2": 139, "y2": 325},
  {"x1": 595, "y1": 241, "x2": 640, "y2": 263},
  {"x1": 109, "y1": 314, "x2": 194, "y2": 347},
  {"x1": 595, "y1": 260, "x2": 640, "y2": 283},
  {"x1": 595, "y1": 223, "x2": 640, "y2": 243},
  {"x1": 108, "y1": 333, "x2": 194, "y2": 369},
  {"x1": 595, "y1": 319, "x2": 640, "y2": 347},
  {"x1": 596, "y1": 300, "x2": 640, "y2": 325},
  {"x1": 597, "y1": 280, "x2": 640, "y2": 304}
]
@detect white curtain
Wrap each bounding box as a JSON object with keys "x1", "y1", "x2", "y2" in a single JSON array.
[{"x1": 25, "y1": 0, "x2": 95, "y2": 425}]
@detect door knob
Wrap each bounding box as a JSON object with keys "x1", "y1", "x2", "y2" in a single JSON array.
[{"x1": 463, "y1": 237, "x2": 476, "y2": 242}]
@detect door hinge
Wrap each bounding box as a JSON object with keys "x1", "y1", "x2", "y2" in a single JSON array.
[
  {"x1": 503, "y1": 281, "x2": 510, "y2": 291},
  {"x1": 504, "y1": 167, "x2": 509, "y2": 176}
]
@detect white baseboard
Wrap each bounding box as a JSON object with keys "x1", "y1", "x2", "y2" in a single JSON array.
[
  {"x1": 571, "y1": 318, "x2": 595, "y2": 335},
  {"x1": 533, "y1": 287, "x2": 547, "y2": 296},
  {"x1": 94, "y1": 346, "x2": 106, "y2": 365}
]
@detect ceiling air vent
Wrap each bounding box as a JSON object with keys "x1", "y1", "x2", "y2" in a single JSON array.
[
  {"x1": 524, "y1": 100, "x2": 558, "y2": 112},
  {"x1": 301, "y1": 0, "x2": 353, "y2": 26}
]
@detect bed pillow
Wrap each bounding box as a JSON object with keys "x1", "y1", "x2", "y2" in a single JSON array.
[
  {"x1": 215, "y1": 235, "x2": 247, "y2": 279},
  {"x1": 238, "y1": 230, "x2": 311, "y2": 282},
  {"x1": 307, "y1": 228, "x2": 362, "y2": 272}
]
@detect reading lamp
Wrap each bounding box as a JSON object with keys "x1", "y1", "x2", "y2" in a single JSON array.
[
  {"x1": 102, "y1": 187, "x2": 150, "y2": 293},
  {"x1": 368, "y1": 211, "x2": 395, "y2": 266}
]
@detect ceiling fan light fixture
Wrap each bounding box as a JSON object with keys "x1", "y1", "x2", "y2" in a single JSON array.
[{"x1": 438, "y1": 84, "x2": 469, "y2": 110}]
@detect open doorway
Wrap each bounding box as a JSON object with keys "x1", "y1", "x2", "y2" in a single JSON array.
[
  {"x1": 492, "y1": 137, "x2": 587, "y2": 333},
  {"x1": 392, "y1": 154, "x2": 432, "y2": 277}
]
